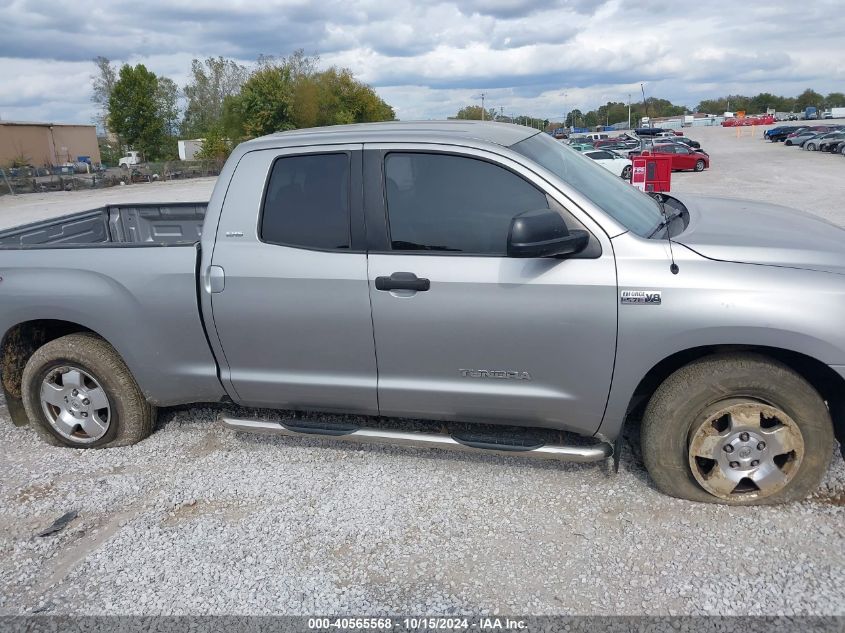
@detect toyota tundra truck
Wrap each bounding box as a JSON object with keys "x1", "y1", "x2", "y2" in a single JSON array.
[{"x1": 1, "y1": 121, "x2": 844, "y2": 505}]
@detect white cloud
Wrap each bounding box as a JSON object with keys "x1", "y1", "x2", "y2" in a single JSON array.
[{"x1": 0, "y1": 0, "x2": 843, "y2": 124}]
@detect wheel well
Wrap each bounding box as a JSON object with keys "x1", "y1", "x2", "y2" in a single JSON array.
[
  {"x1": 1, "y1": 320, "x2": 94, "y2": 402},
  {"x1": 625, "y1": 345, "x2": 845, "y2": 448}
]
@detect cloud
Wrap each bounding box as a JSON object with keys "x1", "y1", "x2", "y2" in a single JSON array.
[{"x1": 0, "y1": 0, "x2": 843, "y2": 125}]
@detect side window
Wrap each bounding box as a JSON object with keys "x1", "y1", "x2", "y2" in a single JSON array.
[
  {"x1": 384, "y1": 153, "x2": 548, "y2": 255},
  {"x1": 260, "y1": 153, "x2": 350, "y2": 250},
  {"x1": 593, "y1": 151, "x2": 613, "y2": 159}
]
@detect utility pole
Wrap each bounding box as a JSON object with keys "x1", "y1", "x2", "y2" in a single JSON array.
[
  {"x1": 474, "y1": 92, "x2": 487, "y2": 120},
  {"x1": 628, "y1": 93, "x2": 632, "y2": 129},
  {"x1": 641, "y1": 83, "x2": 649, "y2": 126}
]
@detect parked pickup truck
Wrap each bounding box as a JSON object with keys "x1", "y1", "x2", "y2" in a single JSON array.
[{"x1": 2, "y1": 121, "x2": 844, "y2": 505}]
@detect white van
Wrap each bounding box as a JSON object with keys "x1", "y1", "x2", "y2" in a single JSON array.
[{"x1": 585, "y1": 132, "x2": 610, "y2": 141}]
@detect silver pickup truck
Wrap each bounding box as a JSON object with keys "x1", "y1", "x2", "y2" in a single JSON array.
[{"x1": 1, "y1": 121, "x2": 843, "y2": 505}]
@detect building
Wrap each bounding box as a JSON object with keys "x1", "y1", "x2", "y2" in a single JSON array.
[
  {"x1": 178, "y1": 138, "x2": 205, "y2": 161},
  {"x1": 0, "y1": 121, "x2": 101, "y2": 167}
]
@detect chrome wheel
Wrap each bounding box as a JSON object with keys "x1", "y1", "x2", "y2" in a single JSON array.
[
  {"x1": 40, "y1": 366, "x2": 111, "y2": 444},
  {"x1": 688, "y1": 401, "x2": 804, "y2": 500}
]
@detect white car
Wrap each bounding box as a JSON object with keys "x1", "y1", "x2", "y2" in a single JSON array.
[{"x1": 583, "y1": 149, "x2": 633, "y2": 179}]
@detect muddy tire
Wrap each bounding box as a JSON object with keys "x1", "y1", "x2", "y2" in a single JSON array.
[
  {"x1": 21, "y1": 333, "x2": 156, "y2": 448},
  {"x1": 641, "y1": 353, "x2": 833, "y2": 505}
]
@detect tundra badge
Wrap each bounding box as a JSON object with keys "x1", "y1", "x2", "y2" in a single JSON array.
[{"x1": 620, "y1": 290, "x2": 662, "y2": 305}]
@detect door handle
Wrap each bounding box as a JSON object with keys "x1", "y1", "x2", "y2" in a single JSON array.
[{"x1": 375, "y1": 272, "x2": 430, "y2": 292}]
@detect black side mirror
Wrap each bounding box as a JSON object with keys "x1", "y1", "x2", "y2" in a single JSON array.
[{"x1": 507, "y1": 209, "x2": 589, "y2": 258}]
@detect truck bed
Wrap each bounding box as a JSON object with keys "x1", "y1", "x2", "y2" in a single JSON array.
[{"x1": 0, "y1": 202, "x2": 206, "y2": 247}]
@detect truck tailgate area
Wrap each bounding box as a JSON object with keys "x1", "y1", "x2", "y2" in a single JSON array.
[
  {"x1": 0, "y1": 244, "x2": 224, "y2": 405},
  {"x1": 0, "y1": 203, "x2": 206, "y2": 247}
]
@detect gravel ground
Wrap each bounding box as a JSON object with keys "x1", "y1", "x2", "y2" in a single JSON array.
[{"x1": 1, "y1": 125, "x2": 844, "y2": 616}]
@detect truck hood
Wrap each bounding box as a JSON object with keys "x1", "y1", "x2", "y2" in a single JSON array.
[{"x1": 670, "y1": 194, "x2": 845, "y2": 276}]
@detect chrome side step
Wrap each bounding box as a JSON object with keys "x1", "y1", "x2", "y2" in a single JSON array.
[{"x1": 218, "y1": 415, "x2": 612, "y2": 463}]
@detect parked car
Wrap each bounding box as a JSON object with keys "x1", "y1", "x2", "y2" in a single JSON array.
[
  {"x1": 593, "y1": 141, "x2": 641, "y2": 157},
  {"x1": 765, "y1": 126, "x2": 807, "y2": 142},
  {"x1": 831, "y1": 140, "x2": 845, "y2": 154},
  {"x1": 1, "y1": 121, "x2": 844, "y2": 506},
  {"x1": 785, "y1": 129, "x2": 825, "y2": 146},
  {"x1": 594, "y1": 138, "x2": 635, "y2": 148},
  {"x1": 634, "y1": 127, "x2": 666, "y2": 137},
  {"x1": 803, "y1": 131, "x2": 844, "y2": 151},
  {"x1": 583, "y1": 149, "x2": 633, "y2": 179},
  {"x1": 817, "y1": 132, "x2": 845, "y2": 152},
  {"x1": 639, "y1": 138, "x2": 709, "y2": 157},
  {"x1": 568, "y1": 143, "x2": 595, "y2": 152},
  {"x1": 666, "y1": 135, "x2": 701, "y2": 149},
  {"x1": 633, "y1": 143, "x2": 710, "y2": 171}
]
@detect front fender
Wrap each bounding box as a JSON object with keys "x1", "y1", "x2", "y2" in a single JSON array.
[{"x1": 598, "y1": 234, "x2": 845, "y2": 439}]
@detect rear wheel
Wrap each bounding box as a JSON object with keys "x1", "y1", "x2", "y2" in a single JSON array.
[
  {"x1": 621, "y1": 165, "x2": 632, "y2": 180},
  {"x1": 806, "y1": 143, "x2": 816, "y2": 151},
  {"x1": 694, "y1": 160, "x2": 705, "y2": 171},
  {"x1": 641, "y1": 354, "x2": 833, "y2": 504},
  {"x1": 21, "y1": 333, "x2": 156, "y2": 448}
]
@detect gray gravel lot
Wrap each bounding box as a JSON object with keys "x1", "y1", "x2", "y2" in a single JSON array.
[{"x1": 1, "y1": 124, "x2": 844, "y2": 616}]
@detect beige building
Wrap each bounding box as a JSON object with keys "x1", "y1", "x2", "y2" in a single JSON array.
[{"x1": 0, "y1": 121, "x2": 101, "y2": 167}]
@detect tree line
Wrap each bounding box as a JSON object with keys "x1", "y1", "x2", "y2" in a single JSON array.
[
  {"x1": 453, "y1": 88, "x2": 845, "y2": 131},
  {"x1": 92, "y1": 51, "x2": 395, "y2": 163}
]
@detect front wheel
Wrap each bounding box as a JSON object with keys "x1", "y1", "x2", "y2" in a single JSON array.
[
  {"x1": 806, "y1": 143, "x2": 816, "y2": 151},
  {"x1": 641, "y1": 354, "x2": 833, "y2": 504},
  {"x1": 694, "y1": 160, "x2": 705, "y2": 171},
  {"x1": 21, "y1": 333, "x2": 156, "y2": 448},
  {"x1": 621, "y1": 165, "x2": 632, "y2": 180}
]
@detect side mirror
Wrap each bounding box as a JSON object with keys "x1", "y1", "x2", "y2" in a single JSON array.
[{"x1": 507, "y1": 209, "x2": 589, "y2": 258}]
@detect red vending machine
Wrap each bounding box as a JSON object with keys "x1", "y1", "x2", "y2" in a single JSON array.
[{"x1": 631, "y1": 154, "x2": 672, "y2": 192}]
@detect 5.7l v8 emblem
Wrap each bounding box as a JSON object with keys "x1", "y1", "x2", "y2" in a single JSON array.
[{"x1": 620, "y1": 290, "x2": 662, "y2": 305}]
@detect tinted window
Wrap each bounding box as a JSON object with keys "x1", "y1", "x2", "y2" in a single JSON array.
[
  {"x1": 511, "y1": 132, "x2": 663, "y2": 237},
  {"x1": 385, "y1": 153, "x2": 548, "y2": 255},
  {"x1": 261, "y1": 153, "x2": 350, "y2": 249}
]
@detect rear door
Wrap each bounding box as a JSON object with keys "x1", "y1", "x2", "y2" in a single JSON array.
[
  {"x1": 363, "y1": 145, "x2": 618, "y2": 435},
  {"x1": 210, "y1": 145, "x2": 378, "y2": 414},
  {"x1": 673, "y1": 146, "x2": 695, "y2": 169}
]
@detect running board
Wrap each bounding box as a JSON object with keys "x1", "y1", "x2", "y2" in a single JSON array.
[{"x1": 218, "y1": 415, "x2": 612, "y2": 463}]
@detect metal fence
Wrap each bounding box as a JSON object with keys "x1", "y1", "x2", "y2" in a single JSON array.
[{"x1": 0, "y1": 160, "x2": 223, "y2": 196}]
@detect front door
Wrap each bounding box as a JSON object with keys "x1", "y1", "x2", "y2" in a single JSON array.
[
  {"x1": 210, "y1": 146, "x2": 378, "y2": 414},
  {"x1": 364, "y1": 147, "x2": 618, "y2": 435}
]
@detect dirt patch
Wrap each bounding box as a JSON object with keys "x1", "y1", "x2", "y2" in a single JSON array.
[
  {"x1": 812, "y1": 491, "x2": 845, "y2": 506},
  {"x1": 15, "y1": 481, "x2": 54, "y2": 502}
]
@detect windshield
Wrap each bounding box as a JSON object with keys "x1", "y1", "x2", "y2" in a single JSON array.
[{"x1": 511, "y1": 132, "x2": 663, "y2": 236}]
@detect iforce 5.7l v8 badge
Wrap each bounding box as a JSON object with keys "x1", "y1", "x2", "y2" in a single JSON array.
[{"x1": 620, "y1": 290, "x2": 662, "y2": 305}]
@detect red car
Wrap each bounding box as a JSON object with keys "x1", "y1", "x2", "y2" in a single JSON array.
[{"x1": 639, "y1": 145, "x2": 709, "y2": 171}]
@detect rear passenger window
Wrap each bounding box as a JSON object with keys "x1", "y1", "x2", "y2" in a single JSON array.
[
  {"x1": 261, "y1": 153, "x2": 350, "y2": 250},
  {"x1": 384, "y1": 153, "x2": 548, "y2": 255}
]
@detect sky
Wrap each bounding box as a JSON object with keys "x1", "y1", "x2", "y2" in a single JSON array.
[{"x1": 0, "y1": 0, "x2": 843, "y2": 126}]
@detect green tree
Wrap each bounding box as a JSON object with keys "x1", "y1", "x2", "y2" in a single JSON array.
[
  {"x1": 195, "y1": 126, "x2": 232, "y2": 164},
  {"x1": 565, "y1": 109, "x2": 583, "y2": 127},
  {"x1": 455, "y1": 105, "x2": 497, "y2": 120},
  {"x1": 182, "y1": 56, "x2": 249, "y2": 137},
  {"x1": 108, "y1": 64, "x2": 167, "y2": 160},
  {"x1": 795, "y1": 88, "x2": 824, "y2": 111},
  {"x1": 825, "y1": 92, "x2": 845, "y2": 108},
  {"x1": 303, "y1": 67, "x2": 394, "y2": 127},
  {"x1": 91, "y1": 56, "x2": 117, "y2": 135},
  {"x1": 225, "y1": 65, "x2": 296, "y2": 138}
]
